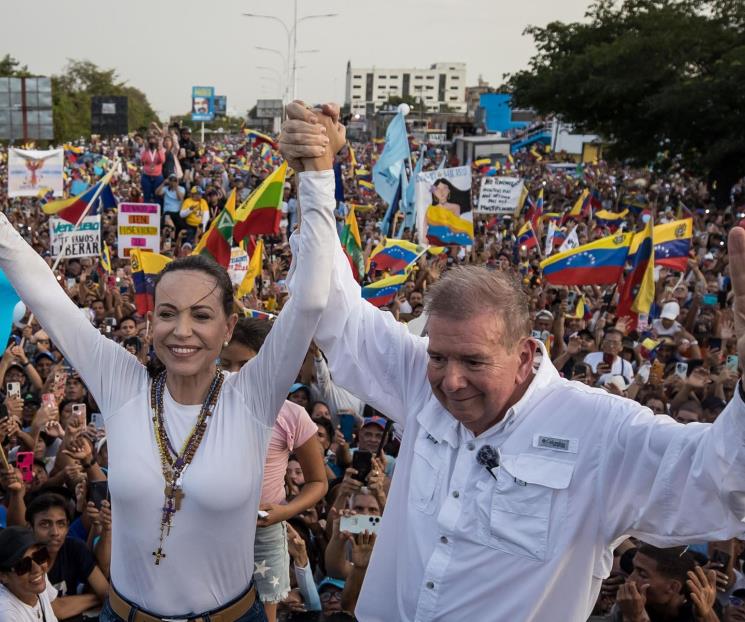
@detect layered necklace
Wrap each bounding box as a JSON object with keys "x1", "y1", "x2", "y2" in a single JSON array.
[{"x1": 149, "y1": 369, "x2": 224, "y2": 565}]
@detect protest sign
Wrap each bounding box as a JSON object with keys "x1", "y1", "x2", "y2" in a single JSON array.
[
  {"x1": 191, "y1": 86, "x2": 215, "y2": 122},
  {"x1": 118, "y1": 203, "x2": 160, "y2": 256},
  {"x1": 414, "y1": 165, "x2": 473, "y2": 246},
  {"x1": 49, "y1": 215, "x2": 101, "y2": 259},
  {"x1": 8, "y1": 148, "x2": 64, "y2": 197},
  {"x1": 475, "y1": 176, "x2": 525, "y2": 215},
  {"x1": 228, "y1": 247, "x2": 249, "y2": 286}
]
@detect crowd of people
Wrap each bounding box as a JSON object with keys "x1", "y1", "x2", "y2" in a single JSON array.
[{"x1": 0, "y1": 102, "x2": 744, "y2": 622}]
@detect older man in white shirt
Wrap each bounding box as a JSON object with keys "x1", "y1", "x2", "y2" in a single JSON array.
[{"x1": 280, "y1": 102, "x2": 745, "y2": 622}]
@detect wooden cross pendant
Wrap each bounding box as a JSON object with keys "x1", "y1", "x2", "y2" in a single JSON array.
[
  {"x1": 152, "y1": 548, "x2": 166, "y2": 565},
  {"x1": 164, "y1": 484, "x2": 185, "y2": 511}
]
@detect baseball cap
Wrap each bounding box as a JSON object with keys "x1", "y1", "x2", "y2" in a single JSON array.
[
  {"x1": 168, "y1": 173, "x2": 177, "y2": 180},
  {"x1": 288, "y1": 382, "x2": 310, "y2": 395},
  {"x1": 362, "y1": 415, "x2": 387, "y2": 430},
  {"x1": 318, "y1": 577, "x2": 346, "y2": 592},
  {"x1": 535, "y1": 310, "x2": 554, "y2": 321},
  {"x1": 190, "y1": 186, "x2": 202, "y2": 195},
  {"x1": 0, "y1": 526, "x2": 39, "y2": 571},
  {"x1": 660, "y1": 301, "x2": 680, "y2": 320}
]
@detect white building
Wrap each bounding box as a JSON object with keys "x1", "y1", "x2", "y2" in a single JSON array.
[{"x1": 345, "y1": 61, "x2": 466, "y2": 116}]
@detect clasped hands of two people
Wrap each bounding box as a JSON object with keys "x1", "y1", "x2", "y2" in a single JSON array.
[{"x1": 279, "y1": 101, "x2": 346, "y2": 172}]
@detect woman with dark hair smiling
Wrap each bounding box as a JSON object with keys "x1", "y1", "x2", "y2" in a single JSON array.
[{"x1": 0, "y1": 107, "x2": 345, "y2": 621}]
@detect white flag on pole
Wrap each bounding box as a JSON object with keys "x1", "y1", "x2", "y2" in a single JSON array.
[{"x1": 559, "y1": 226, "x2": 579, "y2": 253}]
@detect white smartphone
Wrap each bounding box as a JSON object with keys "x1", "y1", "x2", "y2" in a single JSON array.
[
  {"x1": 257, "y1": 510, "x2": 269, "y2": 519},
  {"x1": 340, "y1": 514, "x2": 382, "y2": 535},
  {"x1": 6, "y1": 382, "x2": 21, "y2": 400},
  {"x1": 675, "y1": 362, "x2": 688, "y2": 379}
]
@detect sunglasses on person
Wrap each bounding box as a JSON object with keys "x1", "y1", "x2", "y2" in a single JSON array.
[{"x1": 12, "y1": 546, "x2": 50, "y2": 576}]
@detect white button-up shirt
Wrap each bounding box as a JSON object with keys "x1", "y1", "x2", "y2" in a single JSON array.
[{"x1": 287, "y1": 195, "x2": 745, "y2": 621}]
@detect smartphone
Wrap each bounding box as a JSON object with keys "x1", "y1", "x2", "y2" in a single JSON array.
[
  {"x1": 572, "y1": 363, "x2": 590, "y2": 380},
  {"x1": 87, "y1": 480, "x2": 109, "y2": 509},
  {"x1": 72, "y1": 403, "x2": 87, "y2": 424},
  {"x1": 531, "y1": 330, "x2": 542, "y2": 340},
  {"x1": 351, "y1": 450, "x2": 373, "y2": 483},
  {"x1": 41, "y1": 393, "x2": 56, "y2": 410},
  {"x1": 708, "y1": 337, "x2": 722, "y2": 350},
  {"x1": 92, "y1": 412, "x2": 105, "y2": 430},
  {"x1": 6, "y1": 382, "x2": 21, "y2": 400},
  {"x1": 727, "y1": 355, "x2": 739, "y2": 372},
  {"x1": 257, "y1": 510, "x2": 269, "y2": 519},
  {"x1": 702, "y1": 293, "x2": 718, "y2": 306},
  {"x1": 711, "y1": 548, "x2": 731, "y2": 569},
  {"x1": 602, "y1": 352, "x2": 615, "y2": 367},
  {"x1": 16, "y1": 452, "x2": 34, "y2": 483},
  {"x1": 338, "y1": 413, "x2": 357, "y2": 443},
  {"x1": 566, "y1": 291, "x2": 577, "y2": 308},
  {"x1": 675, "y1": 362, "x2": 689, "y2": 379},
  {"x1": 340, "y1": 514, "x2": 382, "y2": 535}
]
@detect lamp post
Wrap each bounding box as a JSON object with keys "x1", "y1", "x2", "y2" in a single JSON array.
[{"x1": 243, "y1": 2, "x2": 337, "y2": 101}]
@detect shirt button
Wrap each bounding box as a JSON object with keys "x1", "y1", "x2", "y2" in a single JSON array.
[
  {"x1": 426, "y1": 581, "x2": 435, "y2": 589},
  {"x1": 440, "y1": 536, "x2": 448, "y2": 544},
  {"x1": 466, "y1": 442, "x2": 475, "y2": 450},
  {"x1": 452, "y1": 490, "x2": 460, "y2": 498}
]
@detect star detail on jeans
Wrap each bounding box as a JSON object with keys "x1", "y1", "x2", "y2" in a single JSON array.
[
  {"x1": 270, "y1": 576, "x2": 280, "y2": 588},
  {"x1": 254, "y1": 560, "x2": 270, "y2": 577}
]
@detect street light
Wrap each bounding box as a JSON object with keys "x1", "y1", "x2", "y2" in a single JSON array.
[{"x1": 243, "y1": 4, "x2": 338, "y2": 101}]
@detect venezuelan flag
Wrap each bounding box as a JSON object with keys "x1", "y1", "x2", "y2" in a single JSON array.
[
  {"x1": 358, "y1": 179, "x2": 375, "y2": 191},
  {"x1": 369, "y1": 238, "x2": 423, "y2": 274},
  {"x1": 563, "y1": 188, "x2": 590, "y2": 224},
  {"x1": 617, "y1": 218, "x2": 654, "y2": 318},
  {"x1": 540, "y1": 232, "x2": 632, "y2": 285},
  {"x1": 244, "y1": 128, "x2": 277, "y2": 148},
  {"x1": 516, "y1": 222, "x2": 538, "y2": 250},
  {"x1": 43, "y1": 168, "x2": 117, "y2": 224},
  {"x1": 99, "y1": 242, "x2": 112, "y2": 275},
  {"x1": 425, "y1": 206, "x2": 474, "y2": 246},
  {"x1": 130, "y1": 249, "x2": 172, "y2": 315},
  {"x1": 595, "y1": 209, "x2": 629, "y2": 230},
  {"x1": 355, "y1": 168, "x2": 372, "y2": 182},
  {"x1": 652, "y1": 218, "x2": 692, "y2": 271},
  {"x1": 362, "y1": 272, "x2": 409, "y2": 308}
]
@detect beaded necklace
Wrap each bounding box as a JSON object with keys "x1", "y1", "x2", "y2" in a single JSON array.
[{"x1": 149, "y1": 369, "x2": 224, "y2": 565}]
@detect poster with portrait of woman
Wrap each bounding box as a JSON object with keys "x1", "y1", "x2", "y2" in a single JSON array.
[{"x1": 414, "y1": 165, "x2": 473, "y2": 246}]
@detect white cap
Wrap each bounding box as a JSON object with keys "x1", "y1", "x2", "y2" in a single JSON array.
[{"x1": 660, "y1": 301, "x2": 680, "y2": 320}]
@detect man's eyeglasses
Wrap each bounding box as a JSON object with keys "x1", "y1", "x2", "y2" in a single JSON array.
[
  {"x1": 320, "y1": 591, "x2": 342, "y2": 603},
  {"x1": 12, "y1": 546, "x2": 50, "y2": 576}
]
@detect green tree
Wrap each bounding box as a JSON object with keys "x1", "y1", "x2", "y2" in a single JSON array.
[
  {"x1": 0, "y1": 54, "x2": 30, "y2": 77},
  {"x1": 507, "y1": 0, "x2": 745, "y2": 206},
  {"x1": 51, "y1": 60, "x2": 159, "y2": 141},
  {"x1": 386, "y1": 95, "x2": 424, "y2": 112}
]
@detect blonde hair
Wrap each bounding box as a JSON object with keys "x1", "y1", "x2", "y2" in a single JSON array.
[{"x1": 425, "y1": 266, "x2": 532, "y2": 349}]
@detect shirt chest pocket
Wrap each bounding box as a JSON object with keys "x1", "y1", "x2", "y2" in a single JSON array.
[
  {"x1": 408, "y1": 437, "x2": 443, "y2": 515},
  {"x1": 482, "y1": 453, "x2": 574, "y2": 561}
]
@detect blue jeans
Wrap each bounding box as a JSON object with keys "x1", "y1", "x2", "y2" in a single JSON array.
[
  {"x1": 99, "y1": 592, "x2": 268, "y2": 622},
  {"x1": 141, "y1": 174, "x2": 164, "y2": 204}
]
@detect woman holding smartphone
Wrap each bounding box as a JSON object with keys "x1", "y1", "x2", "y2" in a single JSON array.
[{"x1": 0, "y1": 110, "x2": 344, "y2": 621}]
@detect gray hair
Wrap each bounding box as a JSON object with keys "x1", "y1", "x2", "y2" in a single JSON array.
[{"x1": 425, "y1": 266, "x2": 532, "y2": 349}]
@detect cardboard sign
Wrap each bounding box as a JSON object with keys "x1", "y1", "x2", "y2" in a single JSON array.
[
  {"x1": 475, "y1": 176, "x2": 525, "y2": 215},
  {"x1": 117, "y1": 203, "x2": 161, "y2": 256}
]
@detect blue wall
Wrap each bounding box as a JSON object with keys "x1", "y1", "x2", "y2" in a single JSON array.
[{"x1": 480, "y1": 93, "x2": 530, "y2": 133}]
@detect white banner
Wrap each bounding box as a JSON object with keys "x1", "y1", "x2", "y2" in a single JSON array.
[
  {"x1": 228, "y1": 247, "x2": 249, "y2": 286},
  {"x1": 117, "y1": 203, "x2": 161, "y2": 256},
  {"x1": 475, "y1": 176, "x2": 524, "y2": 215},
  {"x1": 8, "y1": 148, "x2": 64, "y2": 198},
  {"x1": 49, "y1": 215, "x2": 101, "y2": 259}
]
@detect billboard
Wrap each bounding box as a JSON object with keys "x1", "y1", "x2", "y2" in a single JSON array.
[
  {"x1": 0, "y1": 77, "x2": 54, "y2": 141},
  {"x1": 214, "y1": 96, "x2": 227, "y2": 117},
  {"x1": 191, "y1": 86, "x2": 215, "y2": 122},
  {"x1": 91, "y1": 96, "x2": 129, "y2": 135},
  {"x1": 256, "y1": 99, "x2": 283, "y2": 119},
  {"x1": 8, "y1": 148, "x2": 64, "y2": 198}
]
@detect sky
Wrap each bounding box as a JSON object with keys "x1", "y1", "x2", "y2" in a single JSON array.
[{"x1": 0, "y1": 0, "x2": 592, "y2": 120}]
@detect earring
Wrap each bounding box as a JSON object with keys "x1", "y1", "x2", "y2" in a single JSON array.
[{"x1": 224, "y1": 341, "x2": 229, "y2": 348}]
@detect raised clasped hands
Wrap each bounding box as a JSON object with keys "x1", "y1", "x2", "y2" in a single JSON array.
[{"x1": 279, "y1": 101, "x2": 346, "y2": 172}]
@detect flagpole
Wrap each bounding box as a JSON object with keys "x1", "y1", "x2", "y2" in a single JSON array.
[
  {"x1": 22, "y1": 161, "x2": 118, "y2": 344},
  {"x1": 530, "y1": 222, "x2": 543, "y2": 260}
]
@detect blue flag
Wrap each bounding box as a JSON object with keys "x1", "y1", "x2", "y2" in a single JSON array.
[
  {"x1": 373, "y1": 112, "x2": 410, "y2": 205},
  {"x1": 0, "y1": 269, "x2": 20, "y2": 349}
]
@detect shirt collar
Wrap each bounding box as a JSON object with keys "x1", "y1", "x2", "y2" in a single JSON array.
[{"x1": 416, "y1": 340, "x2": 561, "y2": 448}]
